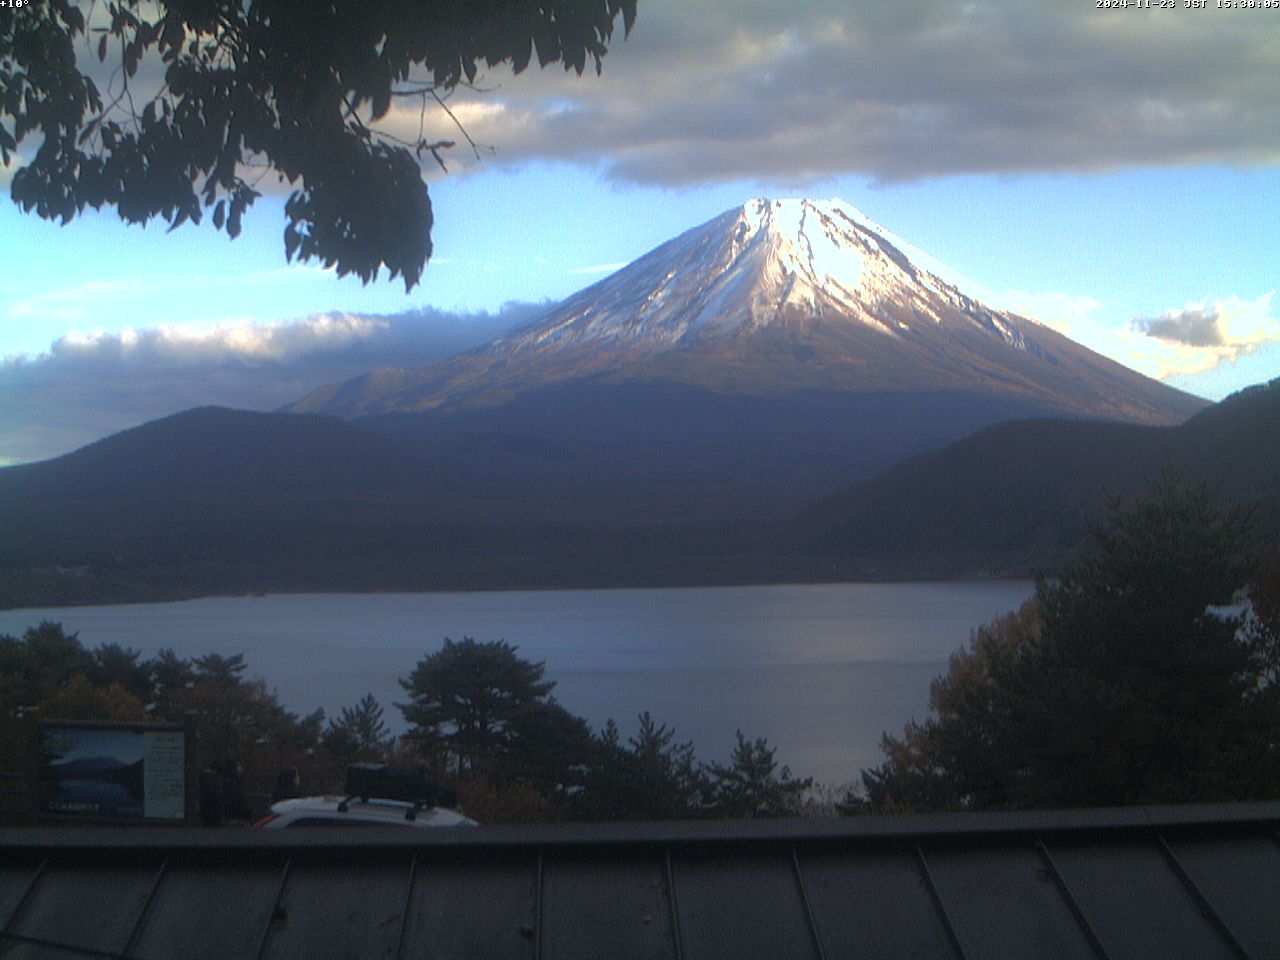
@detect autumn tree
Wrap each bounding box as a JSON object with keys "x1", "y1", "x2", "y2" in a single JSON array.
[
  {"x1": 38, "y1": 673, "x2": 146, "y2": 721},
  {"x1": 863, "y1": 473, "x2": 1280, "y2": 810},
  {"x1": 0, "y1": 625, "x2": 148, "y2": 723},
  {"x1": 2, "y1": 0, "x2": 636, "y2": 287},
  {"x1": 860, "y1": 600, "x2": 1046, "y2": 811},
  {"x1": 164, "y1": 651, "x2": 315, "y2": 761},
  {"x1": 0, "y1": 622, "x2": 93, "y2": 717}
]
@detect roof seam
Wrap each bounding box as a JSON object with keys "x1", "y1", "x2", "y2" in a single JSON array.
[
  {"x1": 665, "y1": 848, "x2": 686, "y2": 960},
  {"x1": 0, "y1": 929, "x2": 142, "y2": 960},
  {"x1": 535, "y1": 848, "x2": 545, "y2": 960},
  {"x1": 914, "y1": 843, "x2": 968, "y2": 960},
  {"x1": 1036, "y1": 837, "x2": 1114, "y2": 960},
  {"x1": 0, "y1": 854, "x2": 47, "y2": 941},
  {"x1": 1157, "y1": 834, "x2": 1255, "y2": 960},
  {"x1": 254, "y1": 855, "x2": 292, "y2": 960},
  {"x1": 790, "y1": 846, "x2": 829, "y2": 960},
  {"x1": 393, "y1": 854, "x2": 418, "y2": 960},
  {"x1": 120, "y1": 857, "x2": 169, "y2": 957}
]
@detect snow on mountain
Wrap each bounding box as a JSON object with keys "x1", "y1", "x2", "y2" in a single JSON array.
[
  {"x1": 504, "y1": 198, "x2": 998, "y2": 352},
  {"x1": 288, "y1": 198, "x2": 1203, "y2": 425}
]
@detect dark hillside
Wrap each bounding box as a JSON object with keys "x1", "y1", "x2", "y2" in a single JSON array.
[
  {"x1": 358, "y1": 382, "x2": 1081, "y2": 522},
  {"x1": 0, "y1": 408, "x2": 439, "y2": 606},
  {"x1": 0, "y1": 406, "x2": 789, "y2": 606},
  {"x1": 0, "y1": 407, "x2": 426, "y2": 501},
  {"x1": 798, "y1": 378, "x2": 1280, "y2": 578},
  {"x1": 0, "y1": 383, "x2": 1270, "y2": 608}
]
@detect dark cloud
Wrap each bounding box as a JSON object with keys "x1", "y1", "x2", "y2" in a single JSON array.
[
  {"x1": 0, "y1": 305, "x2": 542, "y2": 465},
  {"x1": 1124, "y1": 294, "x2": 1279, "y2": 379},
  {"x1": 1135, "y1": 306, "x2": 1224, "y2": 348},
  {"x1": 36, "y1": 0, "x2": 1278, "y2": 191},
  {"x1": 411, "y1": 0, "x2": 1280, "y2": 185}
]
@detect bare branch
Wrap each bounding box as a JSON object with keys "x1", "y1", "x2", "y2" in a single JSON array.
[{"x1": 431, "y1": 89, "x2": 488, "y2": 162}]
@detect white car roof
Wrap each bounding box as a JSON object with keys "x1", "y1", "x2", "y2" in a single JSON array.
[{"x1": 263, "y1": 796, "x2": 477, "y2": 828}]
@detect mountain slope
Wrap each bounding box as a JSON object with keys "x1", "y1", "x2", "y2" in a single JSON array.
[
  {"x1": 797, "y1": 378, "x2": 1280, "y2": 578},
  {"x1": 289, "y1": 198, "x2": 1203, "y2": 426},
  {"x1": 0, "y1": 408, "x2": 447, "y2": 606},
  {"x1": 0, "y1": 406, "x2": 424, "y2": 501},
  {"x1": 1, "y1": 381, "x2": 1271, "y2": 609}
]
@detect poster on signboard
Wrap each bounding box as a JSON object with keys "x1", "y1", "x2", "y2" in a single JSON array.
[{"x1": 35, "y1": 722, "x2": 191, "y2": 822}]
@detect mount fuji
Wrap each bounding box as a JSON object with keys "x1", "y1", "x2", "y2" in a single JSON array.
[
  {"x1": 0, "y1": 200, "x2": 1218, "y2": 603},
  {"x1": 290, "y1": 198, "x2": 1201, "y2": 425}
]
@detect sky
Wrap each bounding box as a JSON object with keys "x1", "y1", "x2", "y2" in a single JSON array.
[{"x1": 2, "y1": 0, "x2": 1278, "y2": 464}]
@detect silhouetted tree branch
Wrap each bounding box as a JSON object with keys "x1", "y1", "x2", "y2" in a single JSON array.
[{"x1": 1, "y1": 0, "x2": 636, "y2": 288}]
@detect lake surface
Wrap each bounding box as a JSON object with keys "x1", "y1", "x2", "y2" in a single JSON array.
[{"x1": 0, "y1": 582, "x2": 1035, "y2": 787}]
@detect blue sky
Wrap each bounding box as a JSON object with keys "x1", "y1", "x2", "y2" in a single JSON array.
[{"x1": 2, "y1": 0, "x2": 1278, "y2": 463}]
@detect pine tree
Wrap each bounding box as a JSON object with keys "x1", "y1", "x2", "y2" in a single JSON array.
[
  {"x1": 706, "y1": 732, "x2": 811, "y2": 817},
  {"x1": 398, "y1": 638, "x2": 554, "y2": 774},
  {"x1": 325, "y1": 693, "x2": 392, "y2": 761}
]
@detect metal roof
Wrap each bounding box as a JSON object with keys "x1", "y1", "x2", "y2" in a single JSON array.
[{"x1": 2, "y1": 802, "x2": 1279, "y2": 960}]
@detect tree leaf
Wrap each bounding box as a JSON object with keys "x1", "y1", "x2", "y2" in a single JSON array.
[{"x1": 371, "y1": 87, "x2": 391, "y2": 122}]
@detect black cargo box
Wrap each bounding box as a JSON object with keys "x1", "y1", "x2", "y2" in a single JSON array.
[{"x1": 344, "y1": 763, "x2": 439, "y2": 806}]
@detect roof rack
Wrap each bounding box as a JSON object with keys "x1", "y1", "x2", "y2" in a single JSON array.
[{"x1": 338, "y1": 763, "x2": 440, "y2": 820}]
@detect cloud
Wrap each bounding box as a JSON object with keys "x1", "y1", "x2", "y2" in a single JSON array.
[
  {"x1": 0, "y1": 304, "x2": 544, "y2": 465},
  {"x1": 1134, "y1": 305, "x2": 1224, "y2": 348},
  {"x1": 12, "y1": 0, "x2": 1274, "y2": 194},
  {"x1": 999, "y1": 289, "x2": 1278, "y2": 387},
  {"x1": 1128, "y1": 293, "x2": 1279, "y2": 378},
  {"x1": 46, "y1": 312, "x2": 386, "y2": 364},
  {"x1": 386, "y1": 0, "x2": 1280, "y2": 186}
]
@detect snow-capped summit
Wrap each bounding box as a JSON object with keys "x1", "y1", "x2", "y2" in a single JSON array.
[
  {"x1": 503, "y1": 197, "x2": 989, "y2": 354},
  {"x1": 289, "y1": 199, "x2": 1202, "y2": 426}
]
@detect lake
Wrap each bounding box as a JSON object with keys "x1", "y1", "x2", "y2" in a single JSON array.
[{"x1": 0, "y1": 581, "x2": 1035, "y2": 787}]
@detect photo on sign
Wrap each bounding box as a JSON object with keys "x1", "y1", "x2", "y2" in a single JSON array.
[{"x1": 35, "y1": 723, "x2": 188, "y2": 821}]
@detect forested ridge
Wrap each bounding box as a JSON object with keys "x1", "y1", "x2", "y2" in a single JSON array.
[{"x1": 1, "y1": 379, "x2": 1277, "y2": 608}]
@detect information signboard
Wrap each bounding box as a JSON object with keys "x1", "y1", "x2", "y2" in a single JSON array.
[{"x1": 35, "y1": 721, "x2": 194, "y2": 823}]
